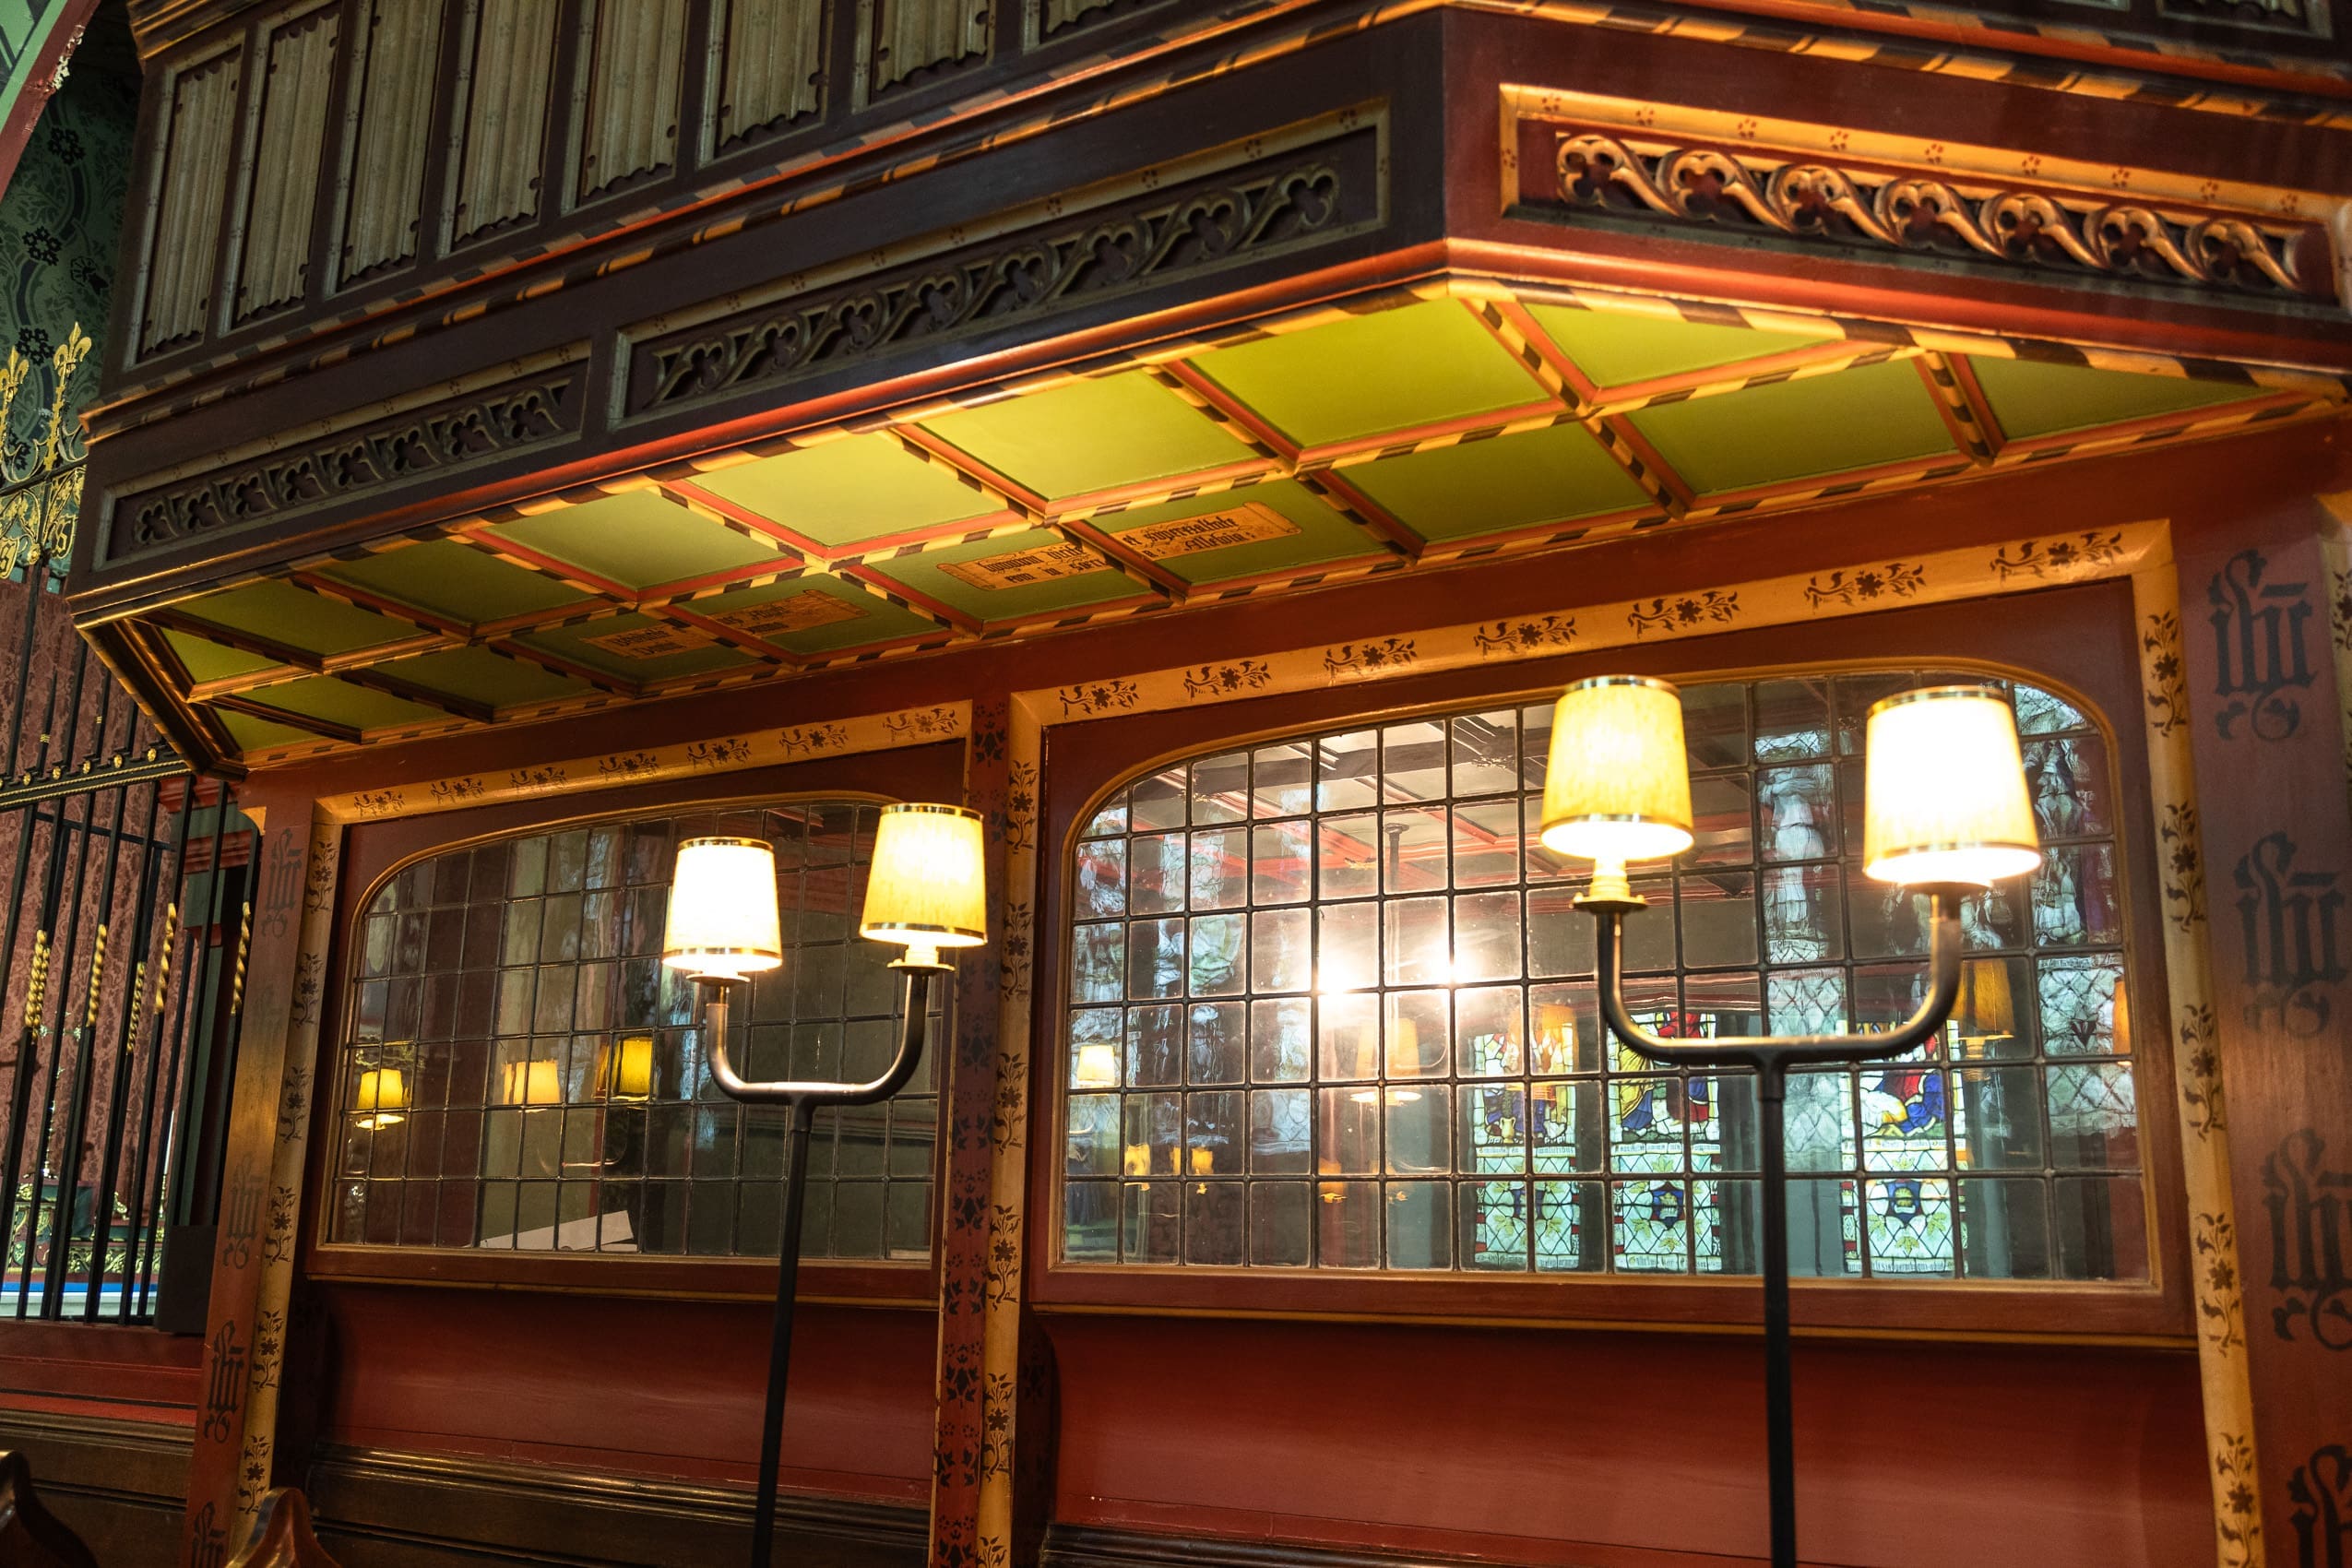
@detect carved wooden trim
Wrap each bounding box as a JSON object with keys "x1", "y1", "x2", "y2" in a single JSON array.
[
  {"x1": 226, "y1": 1490, "x2": 339, "y2": 1567},
  {"x1": 303, "y1": 1444, "x2": 925, "y2": 1566},
  {"x1": 1503, "y1": 87, "x2": 2352, "y2": 312},
  {"x1": 622, "y1": 113, "x2": 1383, "y2": 421},
  {"x1": 103, "y1": 356, "x2": 590, "y2": 564}
]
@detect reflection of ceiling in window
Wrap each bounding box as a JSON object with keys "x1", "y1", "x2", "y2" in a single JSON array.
[{"x1": 121, "y1": 287, "x2": 2335, "y2": 766}]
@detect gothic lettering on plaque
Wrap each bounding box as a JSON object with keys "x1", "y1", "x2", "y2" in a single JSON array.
[
  {"x1": 2234, "y1": 832, "x2": 2346, "y2": 1034},
  {"x1": 2209, "y1": 548, "x2": 2316, "y2": 742}
]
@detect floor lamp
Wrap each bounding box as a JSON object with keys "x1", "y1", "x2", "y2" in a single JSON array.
[
  {"x1": 661, "y1": 804, "x2": 989, "y2": 1568},
  {"x1": 1539, "y1": 676, "x2": 2043, "y2": 1568}
]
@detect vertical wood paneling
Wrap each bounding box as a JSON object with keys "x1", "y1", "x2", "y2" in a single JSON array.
[
  {"x1": 450, "y1": 0, "x2": 559, "y2": 244},
  {"x1": 576, "y1": 0, "x2": 686, "y2": 200},
  {"x1": 872, "y1": 0, "x2": 988, "y2": 91},
  {"x1": 712, "y1": 0, "x2": 822, "y2": 150},
  {"x1": 138, "y1": 52, "x2": 241, "y2": 355},
  {"x1": 340, "y1": 0, "x2": 445, "y2": 283},
  {"x1": 235, "y1": 8, "x2": 341, "y2": 323}
]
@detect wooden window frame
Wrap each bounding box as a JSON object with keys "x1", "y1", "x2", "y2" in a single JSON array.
[
  {"x1": 300, "y1": 742, "x2": 964, "y2": 1304},
  {"x1": 1028, "y1": 582, "x2": 2195, "y2": 1341}
]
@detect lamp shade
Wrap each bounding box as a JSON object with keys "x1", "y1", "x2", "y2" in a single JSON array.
[
  {"x1": 661, "y1": 837, "x2": 783, "y2": 978},
  {"x1": 860, "y1": 803, "x2": 988, "y2": 959},
  {"x1": 353, "y1": 1067, "x2": 406, "y2": 1129},
  {"x1": 1863, "y1": 685, "x2": 2042, "y2": 887},
  {"x1": 1539, "y1": 675, "x2": 1695, "y2": 864}
]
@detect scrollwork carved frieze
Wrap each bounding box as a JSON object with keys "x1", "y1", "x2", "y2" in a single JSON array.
[
  {"x1": 624, "y1": 127, "x2": 1379, "y2": 419},
  {"x1": 1547, "y1": 130, "x2": 2328, "y2": 304},
  {"x1": 109, "y1": 368, "x2": 586, "y2": 559}
]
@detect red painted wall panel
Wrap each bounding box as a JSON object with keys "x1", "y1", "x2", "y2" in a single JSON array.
[
  {"x1": 1046, "y1": 1315, "x2": 2211, "y2": 1568},
  {"x1": 317, "y1": 1285, "x2": 935, "y2": 1501}
]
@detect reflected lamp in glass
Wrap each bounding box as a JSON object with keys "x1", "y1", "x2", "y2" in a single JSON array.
[{"x1": 352, "y1": 1067, "x2": 406, "y2": 1130}]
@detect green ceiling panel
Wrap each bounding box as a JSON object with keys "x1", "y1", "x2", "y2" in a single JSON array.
[
  {"x1": 375, "y1": 647, "x2": 591, "y2": 711},
  {"x1": 316, "y1": 539, "x2": 590, "y2": 625},
  {"x1": 1093, "y1": 481, "x2": 1385, "y2": 584},
  {"x1": 1529, "y1": 303, "x2": 1843, "y2": 389},
  {"x1": 248, "y1": 677, "x2": 456, "y2": 733},
  {"x1": 220, "y1": 710, "x2": 321, "y2": 753},
  {"x1": 689, "y1": 576, "x2": 940, "y2": 654},
  {"x1": 1191, "y1": 301, "x2": 1547, "y2": 448},
  {"x1": 163, "y1": 628, "x2": 282, "y2": 683},
  {"x1": 517, "y1": 613, "x2": 759, "y2": 682},
  {"x1": 865, "y1": 527, "x2": 1144, "y2": 623},
  {"x1": 481, "y1": 492, "x2": 780, "y2": 591},
  {"x1": 1966, "y1": 356, "x2": 2264, "y2": 442},
  {"x1": 695, "y1": 434, "x2": 1002, "y2": 548},
  {"x1": 179, "y1": 580, "x2": 417, "y2": 658},
  {"x1": 918, "y1": 373, "x2": 1255, "y2": 499},
  {"x1": 1346, "y1": 422, "x2": 1653, "y2": 540},
  {"x1": 1630, "y1": 360, "x2": 1956, "y2": 495}
]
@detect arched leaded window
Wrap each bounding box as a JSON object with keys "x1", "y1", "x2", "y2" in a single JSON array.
[
  {"x1": 1059, "y1": 671, "x2": 2142, "y2": 1279},
  {"x1": 327, "y1": 801, "x2": 941, "y2": 1260}
]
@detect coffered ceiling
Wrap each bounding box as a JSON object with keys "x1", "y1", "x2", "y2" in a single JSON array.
[{"x1": 116, "y1": 284, "x2": 2335, "y2": 767}]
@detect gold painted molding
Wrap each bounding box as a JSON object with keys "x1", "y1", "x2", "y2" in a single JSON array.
[{"x1": 316, "y1": 699, "x2": 968, "y2": 823}]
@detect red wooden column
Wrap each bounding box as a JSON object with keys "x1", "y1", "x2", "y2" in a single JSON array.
[{"x1": 2180, "y1": 511, "x2": 2352, "y2": 1565}]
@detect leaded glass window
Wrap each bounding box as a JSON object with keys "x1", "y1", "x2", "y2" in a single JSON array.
[
  {"x1": 329, "y1": 802, "x2": 942, "y2": 1260},
  {"x1": 1059, "y1": 673, "x2": 2144, "y2": 1279}
]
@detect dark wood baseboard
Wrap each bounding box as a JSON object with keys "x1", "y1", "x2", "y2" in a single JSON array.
[
  {"x1": 0, "y1": 1408, "x2": 191, "y2": 1565},
  {"x1": 306, "y1": 1446, "x2": 927, "y2": 1568}
]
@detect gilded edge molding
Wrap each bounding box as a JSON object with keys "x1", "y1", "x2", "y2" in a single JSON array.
[
  {"x1": 618, "y1": 107, "x2": 1384, "y2": 422},
  {"x1": 1503, "y1": 86, "x2": 2352, "y2": 312},
  {"x1": 101, "y1": 350, "x2": 592, "y2": 565}
]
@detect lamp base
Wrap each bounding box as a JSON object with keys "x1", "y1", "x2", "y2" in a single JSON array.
[
  {"x1": 890, "y1": 944, "x2": 956, "y2": 972},
  {"x1": 1574, "y1": 861, "x2": 1646, "y2": 916}
]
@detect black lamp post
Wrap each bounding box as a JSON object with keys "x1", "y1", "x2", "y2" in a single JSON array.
[
  {"x1": 1545, "y1": 676, "x2": 2043, "y2": 1568},
  {"x1": 661, "y1": 805, "x2": 989, "y2": 1568}
]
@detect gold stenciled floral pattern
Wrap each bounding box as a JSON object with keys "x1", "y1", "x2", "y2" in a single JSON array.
[{"x1": 0, "y1": 322, "x2": 89, "y2": 581}]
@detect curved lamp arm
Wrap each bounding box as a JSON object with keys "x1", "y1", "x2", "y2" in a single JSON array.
[
  {"x1": 1588, "y1": 886, "x2": 1966, "y2": 1070},
  {"x1": 696, "y1": 964, "x2": 946, "y2": 1107}
]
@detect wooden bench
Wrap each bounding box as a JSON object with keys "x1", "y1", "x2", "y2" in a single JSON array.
[
  {"x1": 0, "y1": 1451, "x2": 98, "y2": 1568},
  {"x1": 226, "y1": 1490, "x2": 340, "y2": 1568}
]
